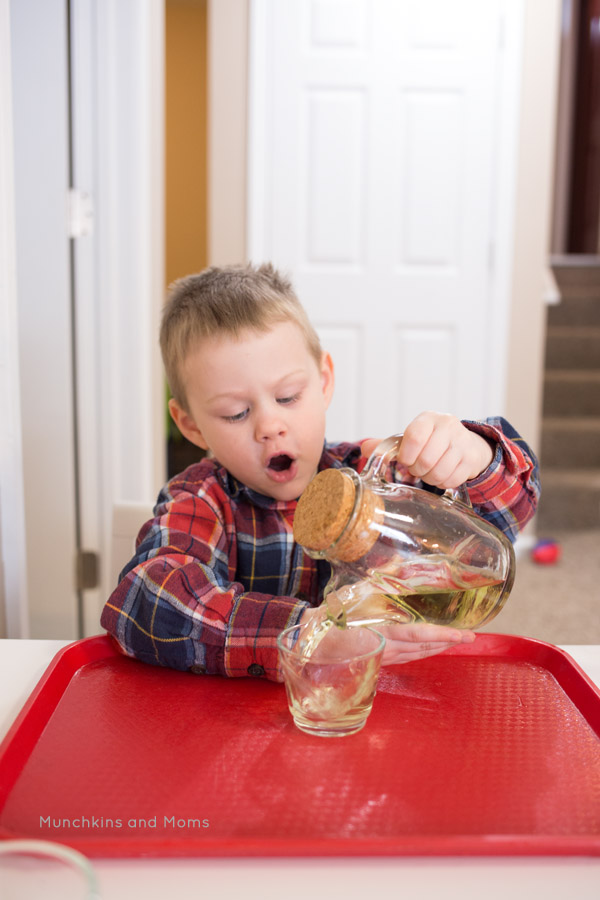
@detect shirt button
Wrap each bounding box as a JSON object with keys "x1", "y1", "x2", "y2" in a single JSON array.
[
  {"x1": 189, "y1": 664, "x2": 206, "y2": 675},
  {"x1": 247, "y1": 663, "x2": 265, "y2": 677}
]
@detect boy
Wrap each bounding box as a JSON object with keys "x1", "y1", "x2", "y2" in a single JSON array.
[{"x1": 101, "y1": 263, "x2": 540, "y2": 680}]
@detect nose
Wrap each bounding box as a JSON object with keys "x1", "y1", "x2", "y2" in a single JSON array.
[{"x1": 254, "y1": 403, "x2": 287, "y2": 442}]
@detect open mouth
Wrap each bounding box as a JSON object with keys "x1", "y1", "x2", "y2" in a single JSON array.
[{"x1": 268, "y1": 453, "x2": 294, "y2": 472}]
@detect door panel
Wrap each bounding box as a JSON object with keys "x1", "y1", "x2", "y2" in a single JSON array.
[{"x1": 316, "y1": 324, "x2": 363, "y2": 439}]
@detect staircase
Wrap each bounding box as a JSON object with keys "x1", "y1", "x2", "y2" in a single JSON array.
[{"x1": 537, "y1": 257, "x2": 600, "y2": 532}]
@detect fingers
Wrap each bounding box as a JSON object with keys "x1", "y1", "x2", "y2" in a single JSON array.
[
  {"x1": 397, "y1": 412, "x2": 493, "y2": 487},
  {"x1": 360, "y1": 438, "x2": 380, "y2": 460},
  {"x1": 378, "y1": 623, "x2": 476, "y2": 666},
  {"x1": 382, "y1": 641, "x2": 460, "y2": 666},
  {"x1": 380, "y1": 622, "x2": 474, "y2": 643},
  {"x1": 397, "y1": 413, "x2": 460, "y2": 482},
  {"x1": 361, "y1": 414, "x2": 494, "y2": 488}
]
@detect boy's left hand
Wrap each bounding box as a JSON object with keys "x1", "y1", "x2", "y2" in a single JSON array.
[
  {"x1": 378, "y1": 622, "x2": 476, "y2": 665},
  {"x1": 362, "y1": 411, "x2": 494, "y2": 490}
]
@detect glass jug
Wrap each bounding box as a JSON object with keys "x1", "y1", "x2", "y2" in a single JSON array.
[{"x1": 293, "y1": 435, "x2": 515, "y2": 630}]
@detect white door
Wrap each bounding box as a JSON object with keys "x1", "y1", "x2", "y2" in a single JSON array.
[
  {"x1": 10, "y1": 0, "x2": 80, "y2": 638},
  {"x1": 248, "y1": 0, "x2": 517, "y2": 442},
  {"x1": 7, "y1": 0, "x2": 165, "y2": 639}
]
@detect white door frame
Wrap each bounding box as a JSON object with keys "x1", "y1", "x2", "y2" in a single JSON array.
[{"x1": 74, "y1": 0, "x2": 166, "y2": 635}]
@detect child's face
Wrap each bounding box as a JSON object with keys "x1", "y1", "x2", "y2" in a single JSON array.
[{"x1": 170, "y1": 321, "x2": 335, "y2": 501}]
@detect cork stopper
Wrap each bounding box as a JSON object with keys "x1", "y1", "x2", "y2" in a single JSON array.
[{"x1": 293, "y1": 468, "x2": 383, "y2": 562}]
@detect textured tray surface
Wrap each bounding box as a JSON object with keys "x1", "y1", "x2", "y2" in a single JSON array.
[{"x1": 0, "y1": 635, "x2": 599, "y2": 857}]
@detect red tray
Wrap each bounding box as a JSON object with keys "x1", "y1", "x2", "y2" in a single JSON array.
[{"x1": 1, "y1": 633, "x2": 599, "y2": 858}]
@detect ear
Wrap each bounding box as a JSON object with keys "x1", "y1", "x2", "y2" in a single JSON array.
[
  {"x1": 168, "y1": 398, "x2": 209, "y2": 451},
  {"x1": 319, "y1": 351, "x2": 335, "y2": 409}
]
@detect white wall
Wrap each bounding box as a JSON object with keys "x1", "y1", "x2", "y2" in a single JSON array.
[
  {"x1": 505, "y1": 0, "x2": 562, "y2": 448},
  {"x1": 208, "y1": 0, "x2": 249, "y2": 265}
]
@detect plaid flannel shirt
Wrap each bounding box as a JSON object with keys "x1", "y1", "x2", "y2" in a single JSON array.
[{"x1": 101, "y1": 417, "x2": 540, "y2": 681}]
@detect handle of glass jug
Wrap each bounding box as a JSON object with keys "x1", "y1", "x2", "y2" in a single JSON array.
[{"x1": 362, "y1": 433, "x2": 472, "y2": 507}]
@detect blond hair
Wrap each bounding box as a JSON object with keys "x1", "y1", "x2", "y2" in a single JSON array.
[{"x1": 160, "y1": 262, "x2": 323, "y2": 411}]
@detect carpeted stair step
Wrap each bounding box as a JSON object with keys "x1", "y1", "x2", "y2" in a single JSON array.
[
  {"x1": 536, "y1": 468, "x2": 600, "y2": 531},
  {"x1": 548, "y1": 296, "x2": 600, "y2": 327},
  {"x1": 551, "y1": 257, "x2": 600, "y2": 292},
  {"x1": 541, "y1": 417, "x2": 600, "y2": 468},
  {"x1": 543, "y1": 370, "x2": 600, "y2": 417},
  {"x1": 544, "y1": 326, "x2": 600, "y2": 370}
]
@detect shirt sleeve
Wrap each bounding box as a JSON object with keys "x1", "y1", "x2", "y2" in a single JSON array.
[
  {"x1": 100, "y1": 482, "x2": 308, "y2": 681},
  {"x1": 461, "y1": 416, "x2": 541, "y2": 542}
]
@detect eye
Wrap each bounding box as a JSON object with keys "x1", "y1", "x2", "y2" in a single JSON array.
[
  {"x1": 277, "y1": 393, "x2": 300, "y2": 406},
  {"x1": 222, "y1": 409, "x2": 249, "y2": 423}
]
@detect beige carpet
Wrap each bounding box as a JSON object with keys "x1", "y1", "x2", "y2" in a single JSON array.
[{"x1": 480, "y1": 529, "x2": 600, "y2": 645}]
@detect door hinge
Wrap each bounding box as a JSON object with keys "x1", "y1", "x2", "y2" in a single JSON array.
[
  {"x1": 76, "y1": 550, "x2": 100, "y2": 591},
  {"x1": 67, "y1": 188, "x2": 94, "y2": 238}
]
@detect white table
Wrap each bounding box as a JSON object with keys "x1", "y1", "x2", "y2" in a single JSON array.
[{"x1": 1, "y1": 639, "x2": 599, "y2": 900}]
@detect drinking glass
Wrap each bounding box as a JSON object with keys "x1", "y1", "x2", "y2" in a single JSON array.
[{"x1": 277, "y1": 622, "x2": 385, "y2": 737}]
